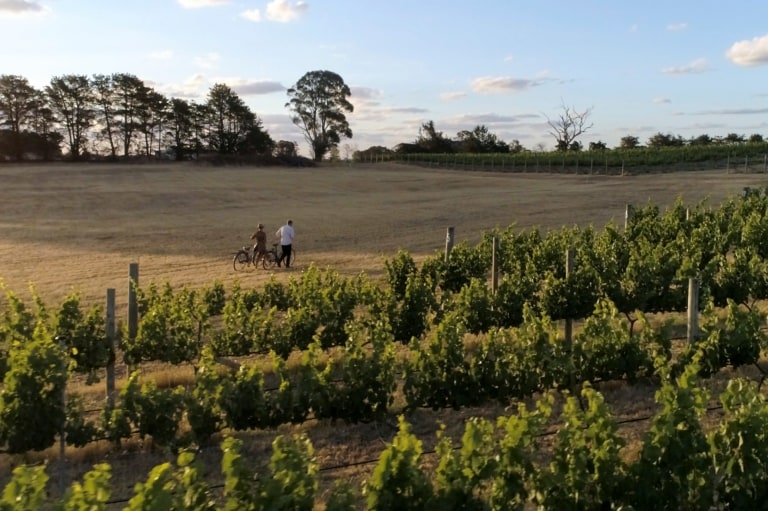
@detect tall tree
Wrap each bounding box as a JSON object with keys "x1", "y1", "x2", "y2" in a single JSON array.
[
  {"x1": 0, "y1": 75, "x2": 40, "y2": 160},
  {"x1": 135, "y1": 88, "x2": 168, "y2": 156},
  {"x1": 285, "y1": 70, "x2": 353, "y2": 162},
  {"x1": 91, "y1": 74, "x2": 119, "y2": 159},
  {"x1": 545, "y1": 102, "x2": 593, "y2": 151},
  {"x1": 205, "y1": 83, "x2": 272, "y2": 155},
  {"x1": 45, "y1": 74, "x2": 94, "y2": 160},
  {"x1": 112, "y1": 73, "x2": 149, "y2": 156}
]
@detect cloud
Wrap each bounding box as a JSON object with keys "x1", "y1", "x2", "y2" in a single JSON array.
[
  {"x1": 221, "y1": 78, "x2": 286, "y2": 95},
  {"x1": 240, "y1": 9, "x2": 261, "y2": 21},
  {"x1": 726, "y1": 34, "x2": 768, "y2": 66},
  {"x1": 149, "y1": 50, "x2": 174, "y2": 60},
  {"x1": 470, "y1": 76, "x2": 553, "y2": 93},
  {"x1": 265, "y1": 0, "x2": 307, "y2": 22},
  {"x1": 440, "y1": 91, "x2": 466, "y2": 101},
  {"x1": 350, "y1": 86, "x2": 380, "y2": 100},
  {"x1": 177, "y1": 0, "x2": 229, "y2": 8},
  {"x1": 661, "y1": 58, "x2": 709, "y2": 74},
  {"x1": 0, "y1": 0, "x2": 47, "y2": 16},
  {"x1": 688, "y1": 107, "x2": 768, "y2": 115},
  {"x1": 666, "y1": 22, "x2": 687, "y2": 31},
  {"x1": 155, "y1": 74, "x2": 208, "y2": 99},
  {"x1": 194, "y1": 52, "x2": 220, "y2": 69},
  {"x1": 447, "y1": 113, "x2": 541, "y2": 126},
  {"x1": 653, "y1": 97, "x2": 671, "y2": 104},
  {"x1": 384, "y1": 107, "x2": 429, "y2": 114}
]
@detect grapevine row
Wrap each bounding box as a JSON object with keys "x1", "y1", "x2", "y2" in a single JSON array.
[{"x1": 3, "y1": 366, "x2": 768, "y2": 510}]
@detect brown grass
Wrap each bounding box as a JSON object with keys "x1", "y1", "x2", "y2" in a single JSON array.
[{"x1": 1, "y1": 161, "x2": 766, "y2": 505}]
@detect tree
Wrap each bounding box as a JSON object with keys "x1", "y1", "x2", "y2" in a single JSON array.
[
  {"x1": 748, "y1": 133, "x2": 764, "y2": 144},
  {"x1": 45, "y1": 74, "x2": 94, "y2": 160},
  {"x1": 112, "y1": 73, "x2": 150, "y2": 156},
  {"x1": 456, "y1": 124, "x2": 508, "y2": 153},
  {"x1": 619, "y1": 136, "x2": 640, "y2": 149},
  {"x1": 91, "y1": 74, "x2": 119, "y2": 159},
  {"x1": 205, "y1": 83, "x2": 273, "y2": 155},
  {"x1": 0, "y1": 75, "x2": 40, "y2": 160},
  {"x1": 545, "y1": 102, "x2": 593, "y2": 151},
  {"x1": 286, "y1": 70, "x2": 353, "y2": 162},
  {"x1": 589, "y1": 140, "x2": 607, "y2": 151},
  {"x1": 689, "y1": 134, "x2": 713, "y2": 146},
  {"x1": 416, "y1": 120, "x2": 453, "y2": 153},
  {"x1": 647, "y1": 132, "x2": 684, "y2": 148},
  {"x1": 723, "y1": 132, "x2": 745, "y2": 145}
]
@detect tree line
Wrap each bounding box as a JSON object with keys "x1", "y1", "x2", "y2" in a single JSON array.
[{"x1": 0, "y1": 70, "x2": 354, "y2": 163}]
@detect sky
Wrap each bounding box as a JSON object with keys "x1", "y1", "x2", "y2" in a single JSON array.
[{"x1": 3, "y1": 0, "x2": 768, "y2": 156}]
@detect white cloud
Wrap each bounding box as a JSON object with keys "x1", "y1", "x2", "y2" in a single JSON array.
[
  {"x1": 177, "y1": 0, "x2": 229, "y2": 8},
  {"x1": 661, "y1": 58, "x2": 709, "y2": 74},
  {"x1": 240, "y1": 9, "x2": 261, "y2": 21},
  {"x1": 653, "y1": 97, "x2": 671, "y2": 104},
  {"x1": 155, "y1": 74, "x2": 208, "y2": 99},
  {"x1": 726, "y1": 34, "x2": 768, "y2": 66},
  {"x1": 666, "y1": 22, "x2": 687, "y2": 31},
  {"x1": 266, "y1": 0, "x2": 307, "y2": 22},
  {"x1": 470, "y1": 76, "x2": 551, "y2": 93},
  {"x1": 440, "y1": 91, "x2": 466, "y2": 101},
  {"x1": 0, "y1": 0, "x2": 48, "y2": 16},
  {"x1": 194, "y1": 52, "x2": 220, "y2": 69},
  {"x1": 149, "y1": 50, "x2": 174, "y2": 60}
]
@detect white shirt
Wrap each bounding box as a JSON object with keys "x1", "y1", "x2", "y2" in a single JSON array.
[{"x1": 276, "y1": 224, "x2": 295, "y2": 245}]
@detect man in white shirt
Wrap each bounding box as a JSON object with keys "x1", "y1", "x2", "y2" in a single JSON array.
[{"x1": 276, "y1": 219, "x2": 295, "y2": 268}]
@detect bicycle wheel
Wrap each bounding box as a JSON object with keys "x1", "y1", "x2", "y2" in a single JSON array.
[
  {"x1": 233, "y1": 250, "x2": 249, "y2": 271},
  {"x1": 262, "y1": 250, "x2": 277, "y2": 269}
]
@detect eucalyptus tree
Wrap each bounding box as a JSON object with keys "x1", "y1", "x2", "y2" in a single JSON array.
[
  {"x1": 45, "y1": 74, "x2": 95, "y2": 160},
  {"x1": 0, "y1": 74, "x2": 40, "y2": 160},
  {"x1": 285, "y1": 70, "x2": 353, "y2": 161}
]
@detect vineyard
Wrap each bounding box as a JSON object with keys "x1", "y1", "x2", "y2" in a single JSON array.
[
  {"x1": 378, "y1": 144, "x2": 768, "y2": 174},
  {"x1": 4, "y1": 185, "x2": 768, "y2": 508}
]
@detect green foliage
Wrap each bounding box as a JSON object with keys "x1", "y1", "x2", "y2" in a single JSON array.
[
  {"x1": 55, "y1": 463, "x2": 111, "y2": 511},
  {"x1": 710, "y1": 379, "x2": 768, "y2": 508},
  {"x1": 392, "y1": 271, "x2": 435, "y2": 343},
  {"x1": 65, "y1": 394, "x2": 98, "y2": 447},
  {"x1": 185, "y1": 349, "x2": 224, "y2": 444},
  {"x1": 122, "y1": 283, "x2": 208, "y2": 366},
  {"x1": 446, "y1": 277, "x2": 494, "y2": 334},
  {"x1": 54, "y1": 292, "x2": 110, "y2": 382},
  {"x1": 121, "y1": 372, "x2": 185, "y2": 448},
  {"x1": 573, "y1": 298, "x2": 652, "y2": 383},
  {"x1": 403, "y1": 315, "x2": 475, "y2": 410},
  {"x1": 0, "y1": 464, "x2": 48, "y2": 511},
  {"x1": 219, "y1": 363, "x2": 267, "y2": 431},
  {"x1": 433, "y1": 418, "x2": 496, "y2": 510},
  {"x1": 384, "y1": 249, "x2": 418, "y2": 300},
  {"x1": 632, "y1": 363, "x2": 713, "y2": 509},
  {"x1": 0, "y1": 325, "x2": 66, "y2": 452},
  {"x1": 364, "y1": 415, "x2": 433, "y2": 511},
  {"x1": 535, "y1": 385, "x2": 628, "y2": 509},
  {"x1": 201, "y1": 280, "x2": 226, "y2": 316}
]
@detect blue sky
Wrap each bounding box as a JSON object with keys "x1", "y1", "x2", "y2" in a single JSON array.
[{"x1": 3, "y1": 0, "x2": 768, "y2": 156}]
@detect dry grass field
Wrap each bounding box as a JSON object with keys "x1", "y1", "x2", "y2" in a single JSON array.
[
  {"x1": 1, "y1": 162, "x2": 764, "y2": 306},
  {"x1": 1, "y1": 162, "x2": 767, "y2": 506}
]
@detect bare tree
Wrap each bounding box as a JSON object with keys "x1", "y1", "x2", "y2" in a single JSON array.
[{"x1": 545, "y1": 102, "x2": 593, "y2": 151}]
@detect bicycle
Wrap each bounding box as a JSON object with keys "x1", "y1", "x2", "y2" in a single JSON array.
[
  {"x1": 261, "y1": 243, "x2": 296, "y2": 269},
  {"x1": 232, "y1": 245, "x2": 261, "y2": 272}
]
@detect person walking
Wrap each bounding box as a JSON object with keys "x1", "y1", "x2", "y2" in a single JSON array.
[
  {"x1": 250, "y1": 223, "x2": 267, "y2": 266},
  {"x1": 276, "y1": 219, "x2": 295, "y2": 268}
]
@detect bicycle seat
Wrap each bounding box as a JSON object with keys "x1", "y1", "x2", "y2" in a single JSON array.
[{"x1": 272, "y1": 243, "x2": 278, "y2": 247}]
